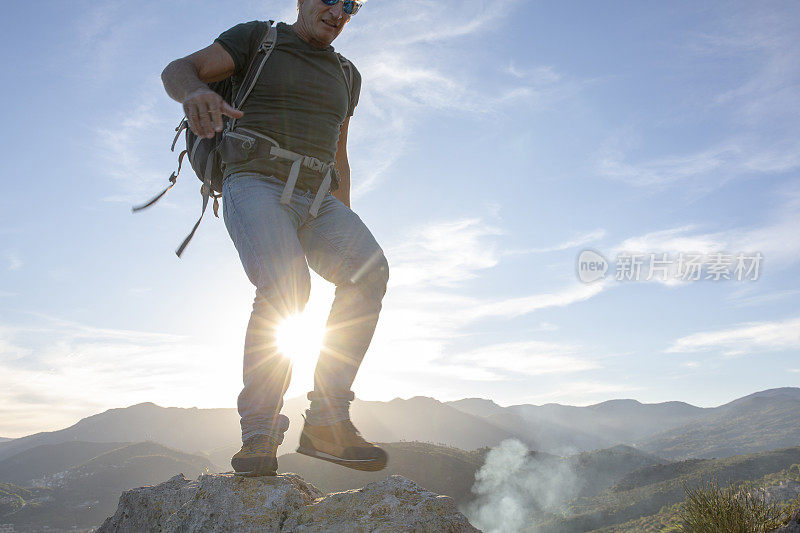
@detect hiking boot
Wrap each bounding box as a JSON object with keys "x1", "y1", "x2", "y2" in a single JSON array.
[
  {"x1": 231, "y1": 434, "x2": 279, "y2": 477},
  {"x1": 296, "y1": 418, "x2": 387, "y2": 471}
]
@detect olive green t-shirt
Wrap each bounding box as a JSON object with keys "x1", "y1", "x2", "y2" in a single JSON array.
[{"x1": 214, "y1": 20, "x2": 361, "y2": 190}]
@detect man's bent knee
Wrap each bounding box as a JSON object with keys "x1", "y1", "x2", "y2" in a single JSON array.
[
  {"x1": 252, "y1": 273, "x2": 312, "y2": 319},
  {"x1": 350, "y1": 250, "x2": 389, "y2": 300}
]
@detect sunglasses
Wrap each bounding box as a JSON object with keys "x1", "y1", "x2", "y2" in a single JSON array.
[{"x1": 320, "y1": 0, "x2": 363, "y2": 16}]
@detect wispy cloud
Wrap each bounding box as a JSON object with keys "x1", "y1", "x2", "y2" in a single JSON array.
[
  {"x1": 389, "y1": 218, "x2": 504, "y2": 288},
  {"x1": 596, "y1": 138, "x2": 800, "y2": 192},
  {"x1": 595, "y1": 3, "x2": 800, "y2": 193},
  {"x1": 504, "y1": 229, "x2": 607, "y2": 255},
  {"x1": 70, "y1": 0, "x2": 158, "y2": 86},
  {"x1": 448, "y1": 341, "x2": 600, "y2": 378},
  {"x1": 345, "y1": 0, "x2": 522, "y2": 47},
  {"x1": 504, "y1": 63, "x2": 562, "y2": 83},
  {"x1": 337, "y1": 0, "x2": 579, "y2": 196},
  {"x1": 356, "y1": 216, "x2": 608, "y2": 397},
  {"x1": 5, "y1": 251, "x2": 22, "y2": 271},
  {"x1": 0, "y1": 315, "x2": 237, "y2": 437},
  {"x1": 92, "y1": 79, "x2": 180, "y2": 203},
  {"x1": 727, "y1": 288, "x2": 800, "y2": 308},
  {"x1": 605, "y1": 185, "x2": 800, "y2": 286},
  {"x1": 665, "y1": 316, "x2": 800, "y2": 356},
  {"x1": 700, "y1": 4, "x2": 800, "y2": 126},
  {"x1": 462, "y1": 282, "x2": 607, "y2": 321},
  {"x1": 596, "y1": 141, "x2": 742, "y2": 190}
]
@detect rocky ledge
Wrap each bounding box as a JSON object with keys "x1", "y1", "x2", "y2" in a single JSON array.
[{"x1": 96, "y1": 472, "x2": 480, "y2": 532}]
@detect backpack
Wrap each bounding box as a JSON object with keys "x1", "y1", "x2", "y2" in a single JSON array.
[{"x1": 132, "y1": 21, "x2": 355, "y2": 257}]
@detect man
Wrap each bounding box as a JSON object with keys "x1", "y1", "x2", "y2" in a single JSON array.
[{"x1": 160, "y1": 0, "x2": 389, "y2": 476}]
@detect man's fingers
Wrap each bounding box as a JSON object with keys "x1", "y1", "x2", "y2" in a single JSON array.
[
  {"x1": 183, "y1": 90, "x2": 229, "y2": 137},
  {"x1": 186, "y1": 107, "x2": 203, "y2": 138},
  {"x1": 196, "y1": 102, "x2": 214, "y2": 139},
  {"x1": 221, "y1": 101, "x2": 244, "y2": 119},
  {"x1": 210, "y1": 104, "x2": 224, "y2": 132}
]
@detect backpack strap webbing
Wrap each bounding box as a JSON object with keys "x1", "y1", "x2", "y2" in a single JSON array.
[
  {"x1": 131, "y1": 148, "x2": 187, "y2": 213},
  {"x1": 227, "y1": 21, "x2": 277, "y2": 132},
  {"x1": 174, "y1": 21, "x2": 277, "y2": 258},
  {"x1": 336, "y1": 53, "x2": 354, "y2": 114}
]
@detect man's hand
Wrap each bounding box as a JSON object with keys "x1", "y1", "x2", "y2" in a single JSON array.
[
  {"x1": 183, "y1": 88, "x2": 244, "y2": 139},
  {"x1": 162, "y1": 42, "x2": 239, "y2": 138}
]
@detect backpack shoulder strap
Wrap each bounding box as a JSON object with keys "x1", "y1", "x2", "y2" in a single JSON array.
[
  {"x1": 336, "y1": 53, "x2": 354, "y2": 114},
  {"x1": 229, "y1": 20, "x2": 277, "y2": 129}
]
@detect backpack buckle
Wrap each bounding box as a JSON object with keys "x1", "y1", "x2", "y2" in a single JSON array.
[{"x1": 302, "y1": 155, "x2": 324, "y2": 172}]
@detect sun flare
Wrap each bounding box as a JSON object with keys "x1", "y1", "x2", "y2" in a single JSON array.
[{"x1": 276, "y1": 312, "x2": 326, "y2": 364}]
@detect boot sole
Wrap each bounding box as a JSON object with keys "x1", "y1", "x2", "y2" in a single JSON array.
[
  {"x1": 296, "y1": 446, "x2": 387, "y2": 472},
  {"x1": 233, "y1": 469, "x2": 277, "y2": 477}
]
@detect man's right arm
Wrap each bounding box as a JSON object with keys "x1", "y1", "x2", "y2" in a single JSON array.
[{"x1": 161, "y1": 43, "x2": 243, "y2": 139}]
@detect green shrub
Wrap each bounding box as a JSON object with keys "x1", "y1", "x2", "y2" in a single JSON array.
[{"x1": 677, "y1": 478, "x2": 784, "y2": 533}]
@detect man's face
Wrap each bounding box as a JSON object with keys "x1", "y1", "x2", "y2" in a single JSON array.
[{"x1": 297, "y1": 0, "x2": 351, "y2": 47}]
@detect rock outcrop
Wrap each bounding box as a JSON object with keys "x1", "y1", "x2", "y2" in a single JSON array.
[{"x1": 97, "y1": 472, "x2": 480, "y2": 532}]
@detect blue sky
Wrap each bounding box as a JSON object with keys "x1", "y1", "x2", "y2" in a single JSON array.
[{"x1": 1, "y1": 0, "x2": 798, "y2": 437}]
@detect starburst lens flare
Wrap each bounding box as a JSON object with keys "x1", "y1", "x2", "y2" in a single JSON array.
[{"x1": 276, "y1": 313, "x2": 326, "y2": 363}]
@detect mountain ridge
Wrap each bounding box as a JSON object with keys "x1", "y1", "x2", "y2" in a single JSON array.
[{"x1": 1, "y1": 387, "x2": 796, "y2": 466}]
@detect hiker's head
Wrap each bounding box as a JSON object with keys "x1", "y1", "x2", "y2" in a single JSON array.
[{"x1": 294, "y1": 0, "x2": 361, "y2": 48}]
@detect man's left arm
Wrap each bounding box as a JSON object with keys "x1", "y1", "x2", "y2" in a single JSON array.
[{"x1": 333, "y1": 116, "x2": 351, "y2": 207}]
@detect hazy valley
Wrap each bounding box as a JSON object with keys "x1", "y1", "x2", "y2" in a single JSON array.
[{"x1": 0, "y1": 387, "x2": 798, "y2": 532}]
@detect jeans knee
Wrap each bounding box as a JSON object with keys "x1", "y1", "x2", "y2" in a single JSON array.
[
  {"x1": 253, "y1": 270, "x2": 312, "y2": 319},
  {"x1": 352, "y1": 250, "x2": 389, "y2": 300}
]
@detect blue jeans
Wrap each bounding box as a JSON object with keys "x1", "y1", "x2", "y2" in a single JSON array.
[{"x1": 222, "y1": 172, "x2": 389, "y2": 444}]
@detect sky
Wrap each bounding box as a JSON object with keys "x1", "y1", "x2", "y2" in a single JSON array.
[{"x1": 0, "y1": 0, "x2": 798, "y2": 438}]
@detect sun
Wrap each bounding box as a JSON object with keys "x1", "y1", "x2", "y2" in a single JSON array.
[
  {"x1": 273, "y1": 277, "x2": 335, "y2": 396},
  {"x1": 276, "y1": 311, "x2": 326, "y2": 364}
]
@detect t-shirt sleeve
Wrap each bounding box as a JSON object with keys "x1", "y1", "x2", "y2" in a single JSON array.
[
  {"x1": 214, "y1": 20, "x2": 266, "y2": 77},
  {"x1": 347, "y1": 63, "x2": 362, "y2": 117}
]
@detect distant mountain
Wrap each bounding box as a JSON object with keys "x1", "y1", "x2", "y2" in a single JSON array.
[
  {"x1": 0, "y1": 441, "x2": 130, "y2": 485},
  {"x1": 641, "y1": 387, "x2": 800, "y2": 460},
  {"x1": 203, "y1": 397, "x2": 528, "y2": 471},
  {"x1": 507, "y1": 399, "x2": 707, "y2": 447},
  {"x1": 447, "y1": 396, "x2": 708, "y2": 452},
  {"x1": 0, "y1": 441, "x2": 213, "y2": 532},
  {"x1": 445, "y1": 399, "x2": 616, "y2": 454},
  {"x1": 347, "y1": 396, "x2": 526, "y2": 449},
  {"x1": 0, "y1": 402, "x2": 242, "y2": 463},
  {"x1": 0, "y1": 437, "x2": 13, "y2": 443},
  {"x1": 2, "y1": 387, "x2": 797, "y2": 470},
  {"x1": 446, "y1": 398, "x2": 507, "y2": 418},
  {"x1": 726, "y1": 387, "x2": 800, "y2": 404},
  {"x1": 0, "y1": 396, "x2": 530, "y2": 470},
  {"x1": 448, "y1": 388, "x2": 800, "y2": 460}
]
